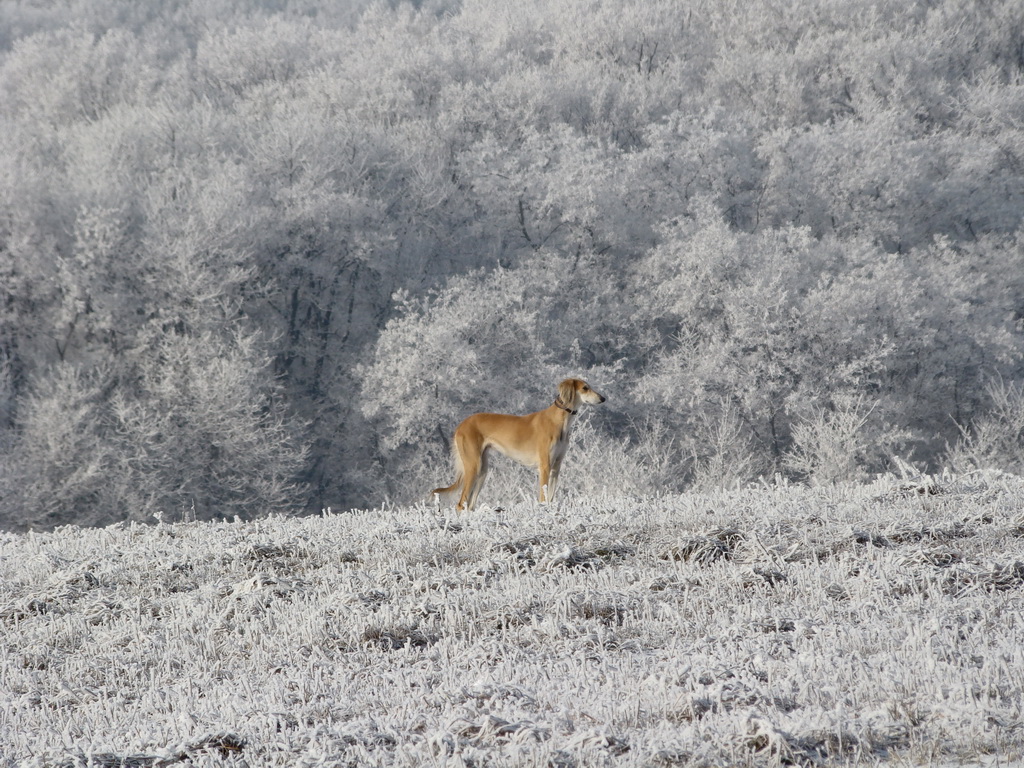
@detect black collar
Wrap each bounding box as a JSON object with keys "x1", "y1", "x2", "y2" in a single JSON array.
[{"x1": 554, "y1": 399, "x2": 578, "y2": 415}]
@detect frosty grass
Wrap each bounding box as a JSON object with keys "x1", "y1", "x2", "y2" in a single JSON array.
[{"x1": 2, "y1": 473, "x2": 1024, "y2": 767}]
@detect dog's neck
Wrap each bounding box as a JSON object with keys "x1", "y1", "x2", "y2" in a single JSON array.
[{"x1": 553, "y1": 398, "x2": 578, "y2": 415}]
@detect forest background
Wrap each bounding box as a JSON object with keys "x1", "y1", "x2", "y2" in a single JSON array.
[{"x1": 3, "y1": 0, "x2": 1024, "y2": 529}]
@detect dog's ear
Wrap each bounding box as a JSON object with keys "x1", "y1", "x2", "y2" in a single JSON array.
[{"x1": 558, "y1": 379, "x2": 577, "y2": 407}]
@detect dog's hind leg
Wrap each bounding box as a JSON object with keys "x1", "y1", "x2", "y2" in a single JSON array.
[
  {"x1": 466, "y1": 448, "x2": 489, "y2": 510},
  {"x1": 455, "y1": 432, "x2": 482, "y2": 511}
]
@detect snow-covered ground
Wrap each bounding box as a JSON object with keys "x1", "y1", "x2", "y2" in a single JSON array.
[{"x1": 2, "y1": 473, "x2": 1023, "y2": 767}]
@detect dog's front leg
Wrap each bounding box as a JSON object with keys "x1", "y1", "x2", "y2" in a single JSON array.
[
  {"x1": 538, "y1": 455, "x2": 552, "y2": 503},
  {"x1": 548, "y1": 459, "x2": 562, "y2": 501}
]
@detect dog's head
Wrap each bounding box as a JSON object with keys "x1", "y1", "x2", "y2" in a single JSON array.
[{"x1": 558, "y1": 378, "x2": 606, "y2": 410}]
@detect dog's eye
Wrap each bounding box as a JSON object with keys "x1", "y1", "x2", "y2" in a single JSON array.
[{"x1": 582, "y1": 386, "x2": 590, "y2": 391}]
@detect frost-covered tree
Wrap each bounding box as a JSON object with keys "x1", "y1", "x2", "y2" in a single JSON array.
[
  {"x1": 3, "y1": 0, "x2": 1024, "y2": 523},
  {"x1": 0, "y1": 229, "x2": 309, "y2": 529}
]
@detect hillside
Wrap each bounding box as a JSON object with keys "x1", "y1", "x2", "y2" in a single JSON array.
[{"x1": 2, "y1": 474, "x2": 1024, "y2": 766}]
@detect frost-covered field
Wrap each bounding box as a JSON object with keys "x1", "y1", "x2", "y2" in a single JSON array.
[{"x1": 2, "y1": 474, "x2": 1024, "y2": 767}]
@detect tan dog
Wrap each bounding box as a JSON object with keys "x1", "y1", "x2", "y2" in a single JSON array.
[{"x1": 432, "y1": 378, "x2": 606, "y2": 510}]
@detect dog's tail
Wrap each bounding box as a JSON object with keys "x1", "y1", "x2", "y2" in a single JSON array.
[{"x1": 430, "y1": 475, "x2": 462, "y2": 498}]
